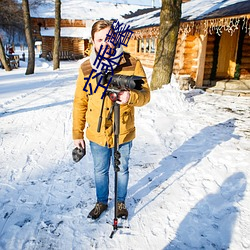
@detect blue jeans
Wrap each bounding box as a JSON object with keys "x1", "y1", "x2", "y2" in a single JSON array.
[{"x1": 90, "y1": 141, "x2": 132, "y2": 205}]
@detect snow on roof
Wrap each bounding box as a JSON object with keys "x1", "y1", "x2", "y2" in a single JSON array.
[
  {"x1": 125, "y1": 0, "x2": 250, "y2": 29},
  {"x1": 40, "y1": 27, "x2": 92, "y2": 39},
  {"x1": 30, "y1": 0, "x2": 151, "y2": 20},
  {"x1": 182, "y1": 0, "x2": 250, "y2": 21},
  {"x1": 93, "y1": 0, "x2": 161, "y2": 7},
  {"x1": 124, "y1": 8, "x2": 160, "y2": 29}
]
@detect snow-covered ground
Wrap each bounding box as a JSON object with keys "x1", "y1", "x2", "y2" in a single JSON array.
[{"x1": 0, "y1": 49, "x2": 250, "y2": 250}]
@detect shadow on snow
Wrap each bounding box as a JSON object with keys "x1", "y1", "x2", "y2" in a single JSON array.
[
  {"x1": 0, "y1": 100, "x2": 73, "y2": 117},
  {"x1": 128, "y1": 118, "x2": 239, "y2": 213},
  {"x1": 164, "y1": 172, "x2": 247, "y2": 249}
]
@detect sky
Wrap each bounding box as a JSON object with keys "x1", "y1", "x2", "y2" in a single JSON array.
[{"x1": 0, "y1": 48, "x2": 249, "y2": 249}]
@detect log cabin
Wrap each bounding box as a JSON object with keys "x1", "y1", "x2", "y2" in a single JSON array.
[
  {"x1": 31, "y1": 18, "x2": 92, "y2": 60},
  {"x1": 30, "y1": 1, "x2": 152, "y2": 61},
  {"x1": 124, "y1": 0, "x2": 250, "y2": 94}
]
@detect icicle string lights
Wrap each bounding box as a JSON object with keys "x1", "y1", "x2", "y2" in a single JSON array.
[
  {"x1": 179, "y1": 16, "x2": 250, "y2": 36},
  {"x1": 131, "y1": 16, "x2": 250, "y2": 39},
  {"x1": 132, "y1": 26, "x2": 159, "y2": 39},
  {"x1": 242, "y1": 16, "x2": 250, "y2": 36}
]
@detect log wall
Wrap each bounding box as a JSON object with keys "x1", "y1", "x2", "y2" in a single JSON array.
[
  {"x1": 240, "y1": 35, "x2": 250, "y2": 79},
  {"x1": 128, "y1": 37, "x2": 156, "y2": 68},
  {"x1": 129, "y1": 28, "x2": 199, "y2": 80},
  {"x1": 175, "y1": 34, "x2": 199, "y2": 80},
  {"x1": 173, "y1": 34, "x2": 185, "y2": 74},
  {"x1": 203, "y1": 34, "x2": 216, "y2": 81},
  {"x1": 41, "y1": 37, "x2": 87, "y2": 58},
  {"x1": 32, "y1": 18, "x2": 86, "y2": 29}
]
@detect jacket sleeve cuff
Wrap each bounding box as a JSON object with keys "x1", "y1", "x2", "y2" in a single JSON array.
[
  {"x1": 128, "y1": 89, "x2": 150, "y2": 107},
  {"x1": 72, "y1": 130, "x2": 84, "y2": 140}
]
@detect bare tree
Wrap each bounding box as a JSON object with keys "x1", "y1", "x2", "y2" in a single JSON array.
[
  {"x1": 0, "y1": 0, "x2": 23, "y2": 71},
  {"x1": 151, "y1": 0, "x2": 182, "y2": 90},
  {"x1": 29, "y1": 0, "x2": 46, "y2": 8},
  {"x1": 53, "y1": 0, "x2": 61, "y2": 70},
  {"x1": 0, "y1": 0, "x2": 24, "y2": 36},
  {"x1": 0, "y1": 37, "x2": 11, "y2": 71},
  {"x1": 22, "y1": 0, "x2": 35, "y2": 75}
]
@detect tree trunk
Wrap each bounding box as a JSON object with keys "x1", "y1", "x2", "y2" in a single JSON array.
[
  {"x1": 53, "y1": 0, "x2": 61, "y2": 70},
  {"x1": 151, "y1": 0, "x2": 182, "y2": 90},
  {"x1": 22, "y1": 0, "x2": 35, "y2": 75},
  {"x1": 0, "y1": 37, "x2": 11, "y2": 71}
]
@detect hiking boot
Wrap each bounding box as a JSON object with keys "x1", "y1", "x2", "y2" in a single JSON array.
[
  {"x1": 87, "y1": 202, "x2": 108, "y2": 220},
  {"x1": 117, "y1": 202, "x2": 128, "y2": 219}
]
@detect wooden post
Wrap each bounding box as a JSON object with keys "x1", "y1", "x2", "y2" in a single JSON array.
[
  {"x1": 195, "y1": 32, "x2": 207, "y2": 88},
  {"x1": 144, "y1": 38, "x2": 146, "y2": 54}
]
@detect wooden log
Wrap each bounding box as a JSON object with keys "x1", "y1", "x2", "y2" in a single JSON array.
[
  {"x1": 205, "y1": 57, "x2": 214, "y2": 63},
  {"x1": 241, "y1": 58, "x2": 250, "y2": 64}
]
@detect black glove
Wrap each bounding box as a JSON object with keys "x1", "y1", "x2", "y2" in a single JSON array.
[{"x1": 72, "y1": 146, "x2": 86, "y2": 162}]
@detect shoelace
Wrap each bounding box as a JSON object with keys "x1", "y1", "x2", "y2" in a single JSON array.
[
  {"x1": 118, "y1": 203, "x2": 126, "y2": 210},
  {"x1": 93, "y1": 203, "x2": 101, "y2": 215}
]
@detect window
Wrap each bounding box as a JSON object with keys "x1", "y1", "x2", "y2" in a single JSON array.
[
  {"x1": 137, "y1": 38, "x2": 156, "y2": 54},
  {"x1": 150, "y1": 38, "x2": 155, "y2": 53}
]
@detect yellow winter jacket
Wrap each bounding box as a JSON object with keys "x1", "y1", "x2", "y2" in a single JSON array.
[{"x1": 72, "y1": 52, "x2": 150, "y2": 148}]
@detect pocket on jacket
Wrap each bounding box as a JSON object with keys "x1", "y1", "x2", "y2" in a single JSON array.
[{"x1": 120, "y1": 107, "x2": 134, "y2": 133}]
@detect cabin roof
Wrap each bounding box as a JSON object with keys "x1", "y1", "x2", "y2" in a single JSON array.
[
  {"x1": 40, "y1": 27, "x2": 92, "y2": 39},
  {"x1": 182, "y1": 0, "x2": 250, "y2": 21},
  {"x1": 124, "y1": 0, "x2": 250, "y2": 29},
  {"x1": 30, "y1": 0, "x2": 151, "y2": 20}
]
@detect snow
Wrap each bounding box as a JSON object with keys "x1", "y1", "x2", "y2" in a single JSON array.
[
  {"x1": 124, "y1": 9, "x2": 160, "y2": 30},
  {"x1": 96, "y1": 0, "x2": 161, "y2": 7},
  {"x1": 182, "y1": 0, "x2": 249, "y2": 21},
  {"x1": 29, "y1": 0, "x2": 250, "y2": 35},
  {"x1": 30, "y1": 0, "x2": 152, "y2": 20},
  {"x1": 40, "y1": 27, "x2": 92, "y2": 38},
  {"x1": 124, "y1": 0, "x2": 249, "y2": 29},
  {"x1": 0, "y1": 48, "x2": 250, "y2": 250}
]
